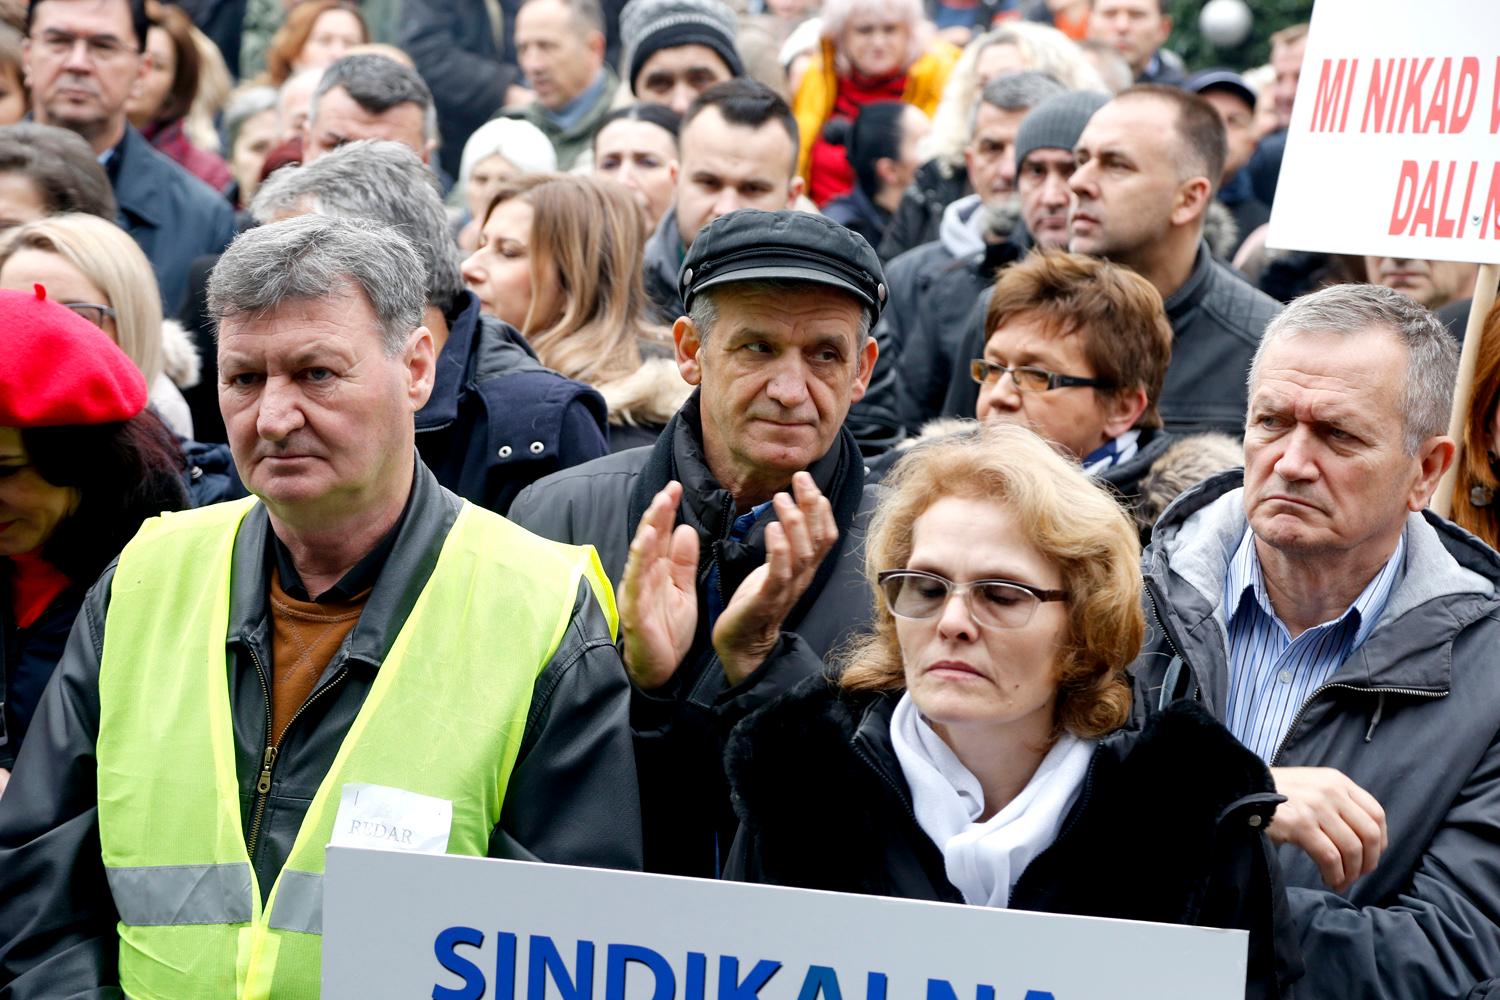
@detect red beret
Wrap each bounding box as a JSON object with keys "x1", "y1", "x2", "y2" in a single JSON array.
[{"x1": 0, "y1": 285, "x2": 147, "y2": 427}]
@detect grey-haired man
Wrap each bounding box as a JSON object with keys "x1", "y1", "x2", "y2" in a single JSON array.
[
  {"x1": 1134, "y1": 283, "x2": 1500, "y2": 997},
  {"x1": 512, "y1": 208, "x2": 883, "y2": 880},
  {"x1": 0, "y1": 215, "x2": 641, "y2": 998}
]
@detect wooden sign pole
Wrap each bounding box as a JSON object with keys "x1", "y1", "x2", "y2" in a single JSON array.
[{"x1": 1432, "y1": 262, "x2": 1500, "y2": 519}]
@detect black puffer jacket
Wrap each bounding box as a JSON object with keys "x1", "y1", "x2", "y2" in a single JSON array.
[
  {"x1": 724, "y1": 674, "x2": 1299, "y2": 1000},
  {"x1": 509, "y1": 392, "x2": 879, "y2": 878},
  {"x1": 415, "y1": 291, "x2": 609, "y2": 514},
  {"x1": 0, "y1": 465, "x2": 643, "y2": 997}
]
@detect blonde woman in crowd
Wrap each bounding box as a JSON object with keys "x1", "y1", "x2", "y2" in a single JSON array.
[{"x1": 462, "y1": 174, "x2": 690, "y2": 450}]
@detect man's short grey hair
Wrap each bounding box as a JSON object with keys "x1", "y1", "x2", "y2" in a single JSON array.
[
  {"x1": 251, "y1": 140, "x2": 463, "y2": 312},
  {"x1": 688, "y1": 279, "x2": 874, "y2": 350},
  {"x1": 1250, "y1": 283, "x2": 1460, "y2": 454},
  {"x1": 520, "y1": 0, "x2": 605, "y2": 33},
  {"x1": 973, "y1": 70, "x2": 1067, "y2": 132},
  {"x1": 208, "y1": 215, "x2": 426, "y2": 357},
  {"x1": 312, "y1": 54, "x2": 436, "y2": 144}
]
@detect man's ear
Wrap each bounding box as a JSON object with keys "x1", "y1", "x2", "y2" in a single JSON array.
[
  {"x1": 1102, "y1": 386, "x2": 1150, "y2": 440},
  {"x1": 874, "y1": 156, "x2": 900, "y2": 191},
  {"x1": 674, "y1": 315, "x2": 704, "y2": 386},
  {"x1": 405, "y1": 325, "x2": 438, "y2": 411},
  {"x1": 587, "y1": 29, "x2": 606, "y2": 60},
  {"x1": 786, "y1": 173, "x2": 805, "y2": 207},
  {"x1": 1171, "y1": 175, "x2": 1213, "y2": 228},
  {"x1": 848, "y1": 333, "x2": 879, "y2": 404},
  {"x1": 1410, "y1": 435, "x2": 1458, "y2": 510}
]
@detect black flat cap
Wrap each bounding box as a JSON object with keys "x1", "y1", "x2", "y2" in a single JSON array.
[{"x1": 679, "y1": 209, "x2": 888, "y2": 319}]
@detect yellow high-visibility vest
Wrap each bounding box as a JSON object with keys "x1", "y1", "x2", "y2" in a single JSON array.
[{"x1": 95, "y1": 496, "x2": 615, "y2": 999}]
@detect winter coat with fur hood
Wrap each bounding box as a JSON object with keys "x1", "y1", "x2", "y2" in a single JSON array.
[
  {"x1": 723, "y1": 672, "x2": 1300, "y2": 1000},
  {"x1": 1135, "y1": 469, "x2": 1500, "y2": 998}
]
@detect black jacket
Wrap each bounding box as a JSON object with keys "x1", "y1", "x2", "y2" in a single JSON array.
[
  {"x1": 642, "y1": 206, "x2": 686, "y2": 325},
  {"x1": 110, "y1": 124, "x2": 238, "y2": 317},
  {"x1": 0, "y1": 464, "x2": 643, "y2": 998},
  {"x1": 1135, "y1": 470, "x2": 1500, "y2": 998},
  {"x1": 0, "y1": 581, "x2": 82, "y2": 774},
  {"x1": 416, "y1": 291, "x2": 610, "y2": 514},
  {"x1": 881, "y1": 229, "x2": 1028, "y2": 434},
  {"x1": 821, "y1": 186, "x2": 890, "y2": 250},
  {"x1": 877, "y1": 158, "x2": 970, "y2": 263},
  {"x1": 509, "y1": 393, "x2": 878, "y2": 877},
  {"x1": 942, "y1": 243, "x2": 1280, "y2": 436},
  {"x1": 723, "y1": 675, "x2": 1298, "y2": 1000}
]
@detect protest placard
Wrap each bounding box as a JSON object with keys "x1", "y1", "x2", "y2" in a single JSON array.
[
  {"x1": 321, "y1": 847, "x2": 1248, "y2": 999},
  {"x1": 1268, "y1": 0, "x2": 1500, "y2": 515},
  {"x1": 1268, "y1": 0, "x2": 1500, "y2": 265}
]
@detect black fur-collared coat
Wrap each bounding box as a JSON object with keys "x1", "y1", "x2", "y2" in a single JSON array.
[{"x1": 723, "y1": 676, "x2": 1303, "y2": 1000}]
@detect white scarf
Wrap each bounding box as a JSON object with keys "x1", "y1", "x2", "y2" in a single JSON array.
[{"x1": 889, "y1": 693, "x2": 1094, "y2": 907}]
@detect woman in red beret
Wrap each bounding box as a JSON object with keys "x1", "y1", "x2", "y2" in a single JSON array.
[{"x1": 0, "y1": 287, "x2": 189, "y2": 795}]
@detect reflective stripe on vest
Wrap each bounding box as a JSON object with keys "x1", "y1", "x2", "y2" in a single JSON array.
[{"x1": 96, "y1": 496, "x2": 616, "y2": 1000}]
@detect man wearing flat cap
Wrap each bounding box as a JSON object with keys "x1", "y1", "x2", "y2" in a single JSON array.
[{"x1": 512, "y1": 208, "x2": 883, "y2": 878}]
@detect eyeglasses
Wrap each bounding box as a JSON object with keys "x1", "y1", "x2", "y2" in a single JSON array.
[
  {"x1": 970, "y1": 359, "x2": 1112, "y2": 393},
  {"x1": 877, "y1": 570, "x2": 1067, "y2": 629},
  {"x1": 62, "y1": 302, "x2": 117, "y2": 329},
  {"x1": 30, "y1": 29, "x2": 136, "y2": 63}
]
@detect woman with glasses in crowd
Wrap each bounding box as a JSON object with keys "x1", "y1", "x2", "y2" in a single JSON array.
[
  {"x1": 0, "y1": 288, "x2": 189, "y2": 795},
  {"x1": 687, "y1": 424, "x2": 1298, "y2": 999}
]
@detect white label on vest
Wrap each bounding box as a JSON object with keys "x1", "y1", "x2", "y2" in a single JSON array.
[{"x1": 329, "y1": 783, "x2": 452, "y2": 854}]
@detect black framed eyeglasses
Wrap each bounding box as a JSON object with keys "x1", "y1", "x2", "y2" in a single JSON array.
[
  {"x1": 876, "y1": 570, "x2": 1067, "y2": 629},
  {"x1": 969, "y1": 359, "x2": 1112, "y2": 393},
  {"x1": 62, "y1": 302, "x2": 117, "y2": 329}
]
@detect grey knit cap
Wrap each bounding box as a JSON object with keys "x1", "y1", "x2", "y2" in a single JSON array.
[
  {"x1": 1013, "y1": 90, "x2": 1111, "y2": 174},
  {"x1": 619, "y1": 0, "x2": 744, "y2": 93}
]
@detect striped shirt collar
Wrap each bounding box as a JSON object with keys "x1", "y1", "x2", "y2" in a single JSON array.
[{"x1": 1224, "y1": 527, "x2": 1407, "y2": 651}]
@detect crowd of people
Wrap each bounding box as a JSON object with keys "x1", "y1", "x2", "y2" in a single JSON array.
[{"x1": 1, "y1": 0, "x2": 1499, "y2": 997}]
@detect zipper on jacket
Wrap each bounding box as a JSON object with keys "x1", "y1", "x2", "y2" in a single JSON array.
[
  {"x1": 1144, "y1": 580, "x2": 1200, "y2": 704},
  {"x1": 851, "y1": 739, "x2": 918, "y2": 825},
  {"x1": 1009, "y1": 749, "x2": 1101, "y2": 904},
  {"x1": 1268, "y1": 683, "x2": 1447, "y2": 766},
  {"x1": 243, "y1": 639, "x2": 351, "y2": 863}
]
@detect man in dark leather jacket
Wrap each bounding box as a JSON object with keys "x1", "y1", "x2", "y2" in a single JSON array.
[
  {"x1": 252, "y1": 139, "x2": 610, "y2": 513},
  {"x1": 512, "y1": 210, "x2": 883, "y2": 879},
  {"x1": 0, "y1": 215, "x2": 641, "y2": 998}
]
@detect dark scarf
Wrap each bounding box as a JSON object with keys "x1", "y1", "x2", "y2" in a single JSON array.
[{"x1": 627, "y1": 391, "x2": 866, "y2": 670}]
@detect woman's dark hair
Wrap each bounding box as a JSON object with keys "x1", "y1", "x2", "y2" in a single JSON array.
[
  {"x1": 23, "y1": 409, "x2": 189, "y2": 586},
  {"x1": 594, "y1": 103, "x2": 682, "y2": 153},
  {"x1": 144, "y1": 1, "x2": 203, "y2": 125},
  {"x1": 826, "y1": 101, "x2": 907, "y2": 200},
  {"x1": 0, "y1": 124, "x2": 117, "y2": 222}
]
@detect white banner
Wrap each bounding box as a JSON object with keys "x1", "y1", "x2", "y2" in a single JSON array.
[
  {"x1": 321, "y1": 847, "x2": 1248, "y2": 999},
  {"x1": 1267, "y1": 0, "x2": 1500, "y2": 264}
]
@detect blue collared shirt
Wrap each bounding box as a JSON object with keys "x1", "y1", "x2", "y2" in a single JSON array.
[{"x1": 1222, "y1": 527, "x2": 1406, "y2": 762}]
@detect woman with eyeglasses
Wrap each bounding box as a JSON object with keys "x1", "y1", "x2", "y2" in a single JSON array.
[
  {"x1": 713, "y1": 424, "x2": 1297, "y2": 999},
  {"x1": 0, "y1": 287, "x2": 189, "y2": 795},
  {"x1": 0, "y1": 213, "x2": 198, "y2": 438}
]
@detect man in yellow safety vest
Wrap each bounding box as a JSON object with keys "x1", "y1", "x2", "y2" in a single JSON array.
[{"x1": 0, "y1": 214, "x2": 643, "y2": 999}]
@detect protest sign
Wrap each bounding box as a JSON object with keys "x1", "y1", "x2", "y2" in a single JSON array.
[
  {"x1": 1267, "y1": 0, "x2": 1500, "y2": 515},
  {"x1": 321, "y1": 847, "x2": 1248, "y2": 999},
  {"x1": 1268, "y1": 0, "x2": 1500, "y2": 264}
]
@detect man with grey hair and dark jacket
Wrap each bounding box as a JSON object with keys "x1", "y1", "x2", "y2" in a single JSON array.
[
  {"x1": 512, "y1": 209, "x2": 881, "y2": 880},
  {"x1": 1133, "y1": 283, "x2": 1500, "y2": 997},
  {"x1": 0, "y1": 215, "x2": 642, "y2": 998},
  {"x1": 250, "y1": 139, "x2": 609, "y2": 512}
]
